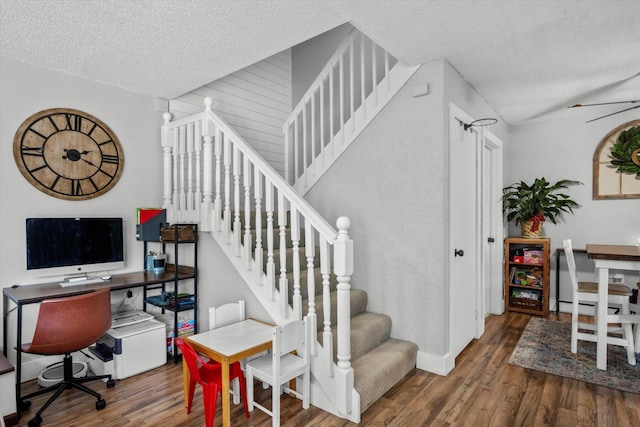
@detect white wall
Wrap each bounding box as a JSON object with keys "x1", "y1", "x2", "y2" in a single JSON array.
[
  {"x1": 168, "y1": 50, "x2": 292, "y2": 177},
  {"x1": 507, "y1": 108, "x2": 640, "y2": 304}
]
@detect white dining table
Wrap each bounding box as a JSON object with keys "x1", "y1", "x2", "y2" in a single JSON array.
[
  {"x1": 183, "y1": 318, "x2": 273, "y2": 427},
  {"x1": 586, "y1": 244, "x2": 640, "y2": 370}
]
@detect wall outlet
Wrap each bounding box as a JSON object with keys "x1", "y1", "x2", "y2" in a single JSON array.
[{"x1": 611, "y1": 274, "x2": 624, "y2": 284}]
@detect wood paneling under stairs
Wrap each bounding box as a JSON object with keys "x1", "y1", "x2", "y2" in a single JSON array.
[{"x1": 12, "y1": 312, "x2": 640, "y2": 426}]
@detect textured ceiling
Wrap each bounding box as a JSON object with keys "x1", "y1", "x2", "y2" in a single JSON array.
[{"x1": 1, "y1": 0, "x2": 639, "y2": 125}]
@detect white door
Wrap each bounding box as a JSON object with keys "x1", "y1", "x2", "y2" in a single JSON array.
[
  {"x1": 481, "y1": 132, "x2": 504, "y2": 317},
  {"x1": 448, "y1": 106, "x2": 481, "y2": 358}
]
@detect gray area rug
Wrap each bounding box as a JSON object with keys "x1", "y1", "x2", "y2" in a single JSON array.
[{"x1": 509, "y1": 317, "x2": 640, "y2": 394}]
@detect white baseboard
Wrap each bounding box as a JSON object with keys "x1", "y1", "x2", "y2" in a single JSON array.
[{"x1": 416, "y1": 350, "x2": 454, "y2": 376}]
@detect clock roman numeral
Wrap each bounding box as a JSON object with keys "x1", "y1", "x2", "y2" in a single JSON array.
[
  {"x1": 48, "y1": 116, "x2": 60, "y2": 132},
  {"x1": 98, "y1": 168, "x2": 114, "y2": 179},
  {"x1": 87, "y1": 122, "x2": 98, "y2": 136},
  {"x1": 65, "y1": 113, "x2": 82, "y2": 131},
  {"x1": 71, "y1": 180, "x2": 83, "y2": 196},
  {"x1": 49, "y1": 175, "x2": 60, "y2": 190},
  {"x1": 21, "y1": 146, "x2": 43, "y2": 156},
  {"x1": 102, "y1": 154, "x2": 119, "y2": 164},
  {"x1": 27, "y1": 127, "x2": 49, "y2": 141},
  {"x1": 28, "y1": 164, "x2": 48, "y2": 173},
  {"x1": 88, "y1": 177, "x2": 100, "y2": 192}
]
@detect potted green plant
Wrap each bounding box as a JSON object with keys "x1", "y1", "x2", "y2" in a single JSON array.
[{"x1": 502, "y1": 178, "x2": 582, "y2": 237}]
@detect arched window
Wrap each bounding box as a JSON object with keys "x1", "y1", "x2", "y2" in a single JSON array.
[{"x1": 592, "y1": 119, "x2": 640, "y2": 199}]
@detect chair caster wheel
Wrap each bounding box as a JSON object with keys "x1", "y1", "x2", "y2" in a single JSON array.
[
  {"x1": 106, "y1": 379, "x2": 116, "y2": 388},
  {"x1": 20, "y1": 399, "x2": 32, "y2": 411},
  {"x1": 96, "y1": 399, "x2": 107, "y2": 410},
  {"x1": 28, "y1": 415, "x2": 42, "y2": 427}
]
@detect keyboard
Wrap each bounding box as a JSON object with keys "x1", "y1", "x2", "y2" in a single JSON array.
[{"x1": 59, "y1": 278, "x2": 105, "y2": 287}]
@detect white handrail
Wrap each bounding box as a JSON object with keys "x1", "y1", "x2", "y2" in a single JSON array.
[{"x1": 203, "y1": 107, "x2": 337, "y2": 242}]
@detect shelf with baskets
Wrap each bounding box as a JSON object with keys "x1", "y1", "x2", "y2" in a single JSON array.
[
  {"x1": 504, "y1": 237, "x2": 550, "y2": 317},
  {"x1": 138, "y1": 222, "x2": 198, "y2": 363}
]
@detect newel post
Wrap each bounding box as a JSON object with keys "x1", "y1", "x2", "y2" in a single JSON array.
[
  {"x1": 334, "y1": 216, "x2": 354, "y2": 414},
  {"x1": 161, "y1": 112, "x2": 174, "y2": 221}
]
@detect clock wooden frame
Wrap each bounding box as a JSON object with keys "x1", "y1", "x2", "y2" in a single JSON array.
[{"x1": 13, "y1": 108, "x2": 124, "y2": 201}]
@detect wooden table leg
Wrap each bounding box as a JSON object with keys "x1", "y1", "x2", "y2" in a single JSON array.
[{"x1": 221, "y1": 361, "x2": 231, "y2": 427}]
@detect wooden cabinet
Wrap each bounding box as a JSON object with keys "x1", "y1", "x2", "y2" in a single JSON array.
[{"x1": 504, "y1": 237, "x2": 550, "y2": 317}]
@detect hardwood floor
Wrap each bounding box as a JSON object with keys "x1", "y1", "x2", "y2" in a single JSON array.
[{"x1": 12, "y1": 312, "x2": 640, "y2": 426}]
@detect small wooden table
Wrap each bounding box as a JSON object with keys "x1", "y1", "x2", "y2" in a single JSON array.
[
  {"x1": 586, "y1": 244, "x2": 640, "y2": 370},
  {"x1": 183, "y1": 319, "x2": 273, "y2": 427}
]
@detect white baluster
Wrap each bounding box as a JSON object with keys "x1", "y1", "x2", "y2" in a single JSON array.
[
  {"x1": 223, "y1": 134, "x2": 231, "y2": 244},
  {"x1": 360, "y1": 31, "x2": 366, "y2": 120},
  {"x1": 278, "y1": 193, "x2": 289, "y2": 318},
  {"x1": 311, "y1": 91, "x2": 316, "y2": 178},
  {"x1": 372, "y1": 38, "x2": 378, "y2": 104},
  {"x1": 290, "y1": 207, "x2": 301, "y2": 319},
  {"x1": 186, "y1": 122, "x2": 194, "y2": 217},
  {"x1": 302, "y1": 103, "x2": 308, "y2": 188},
  {"x1": 320, "y1": 239, "x2": 331, "y2": 362},
  {"x1": 243, "y1": 157, "x2": 252, "y2": 270},
  {"x1": 294, "y1": 117, "x2": 299, "y2": 184},
  {"x1": 329, "y1": 68, "x2": 335, "y2": 157},
  {"x1": 172, "y1": 127, "x2": 179, "y2": 217},
  {"x1": 194, "y1": 121, "x2": 202, "y2": 222},
  {"x1": 320, "y1": 81, "x2": 325, "y2": 166},
  {"x1": 265, "y1": 181, "x2": 275, "y2": 300},
  {"x1": 339, "y1": 54, "x2": 345, "y2": 145},
  {"x1": 305, "y1": 222, "x2": 316, "y2": 318},
  {"x1": 161, "y1": 112, "x2": 173, "y2": 215},
  {"x1": 284, "y1": 123, "x2": 291, "y2": 184},
  {"x1": 349, "y1": 34, "x2": 355, "y2": 132},
  {"x1": 213, "y1": 127, "x2": 222, "y2": 232},
  {"x1": 233, "y1": 145, "x2": 241, "y2": 256},
  {"x1": 253, "y1": 171, "x2": 263, "y2": 286},
  {"x1": 178, "y1": 125, "x2": 187, "y2": 221},
  {"x1": 385, "y1": 51, "x2": 390, "y2": 91}
]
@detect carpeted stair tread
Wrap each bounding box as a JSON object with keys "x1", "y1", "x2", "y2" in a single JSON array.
[
  {"x1": 250, "y1": 227, "x2": 305, "y2": 250},
  {"x1": 284, "y1": 267, "x2": 333, "y2": 300},
  {"x1": 352, "y1": 338, "x2": 418, "y2": 412},
  {"x1": 321, "y1": 312, "x2": 392, "y2": 363},
  {"x1": 263, "y1": 246, "x2": 321, "y2": 272},
  {"x1": 302, "y1": 289, "x2": 368, "y2": 329}
]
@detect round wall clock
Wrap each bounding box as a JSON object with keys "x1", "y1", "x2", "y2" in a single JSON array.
[{"x1": 13, "y1": 108, "x2": 124, "y2": 200}]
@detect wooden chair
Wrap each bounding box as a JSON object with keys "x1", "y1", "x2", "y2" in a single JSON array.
[
  {"x1": 20, "y1": 289, "x2": 114, "y2": 427},
  {"x1": 246, "y1": 318, "x2": 310, "y2": 427},
  {"x1": 563, "y1": 239, "x2": 636, "y2": 364},
  {"x1": 176, "y1": 338, "x2": 249, "y2": 427}
]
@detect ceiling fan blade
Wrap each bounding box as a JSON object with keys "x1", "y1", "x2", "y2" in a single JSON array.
[
  {"x1": 585, "y1": 104, "x2": 640, "y2": 123},
  {"x1": 569, "y1": 100, "x2": 639, "y2": 108}
]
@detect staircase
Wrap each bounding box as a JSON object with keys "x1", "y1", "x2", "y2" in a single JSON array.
[{"x1": 159, "y1": 28, "x2": 418, "y2": 423}]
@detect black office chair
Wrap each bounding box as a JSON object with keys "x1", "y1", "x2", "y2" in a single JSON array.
[{"x1": 20, "y1": 289, "x2": 115, "y2": 427}]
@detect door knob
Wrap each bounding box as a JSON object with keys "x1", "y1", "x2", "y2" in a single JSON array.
[
  {"x1": 488, "y1": 237, "x2": 495, "y2": 243},
  {"x1": 454, "y1": 249, "x2": 464, "y2": 257}
]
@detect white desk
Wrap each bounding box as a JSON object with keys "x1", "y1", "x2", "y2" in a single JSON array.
[
  {"x1": 183, "y1": 319, "x2": 273, "y2": 427},
  {"x1": 586, "y1": 244, "x2": 640, "y2": 370}
]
